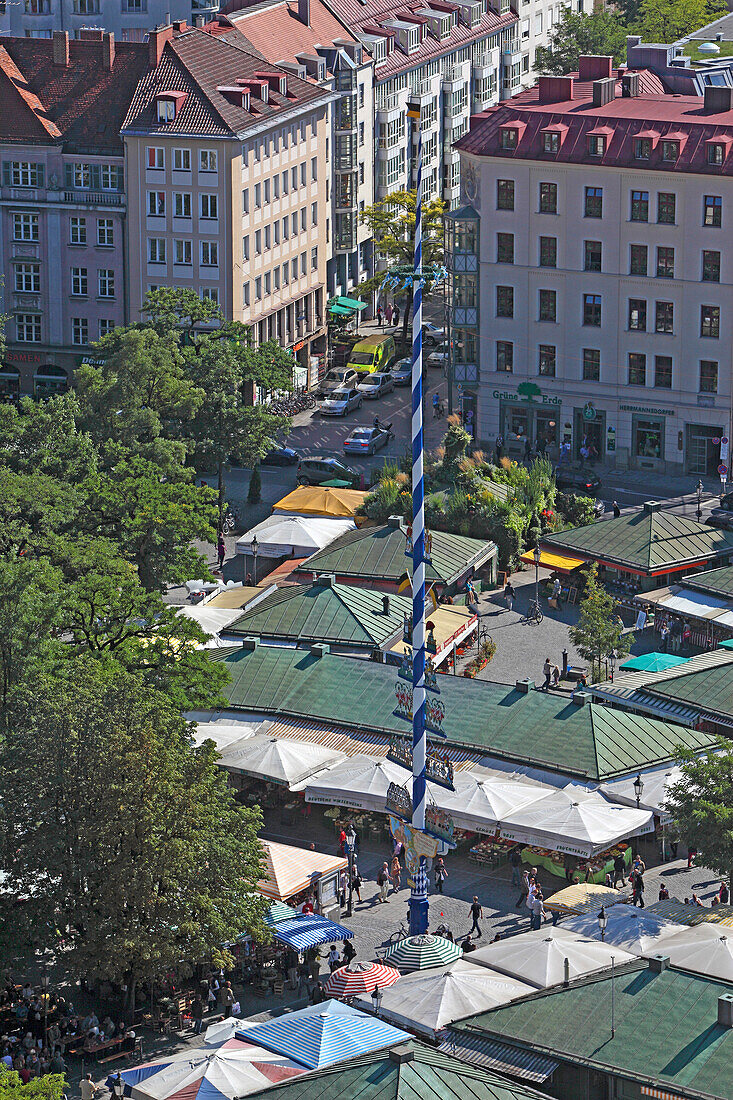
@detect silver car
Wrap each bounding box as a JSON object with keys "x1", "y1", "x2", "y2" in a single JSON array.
[
  {"x1": 358, "y1": 372, "x2": 395, "y2": 399},
  {"x1": 319, "y1": 386, "x2": 363, "y2": 416},
  {"x1": 427, "y1": 342, "x2": 450, "y2": 369},
  {"x1": 392, "y1": 358, "x2": 412, "y2": 385},
  {"x1": 343, "y1": 425, "x2": 391, "y2": 456}
]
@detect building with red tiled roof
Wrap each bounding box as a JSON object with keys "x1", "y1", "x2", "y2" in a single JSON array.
[
  {"x1": 0, "y1": 0, "x2": 215, "y2": 48},
  {"x1": 122, "y1": 23, "x2": 333, "y2": 382},
  {"x1": 448, "y1": 53, "x2": 733, "y2": 477},
  {"x1": 207, "y1": 0, "x2": 375, "y2": 301},
  {"x1": 0, "y1": 31, "x2": 148, "y2": 398}
]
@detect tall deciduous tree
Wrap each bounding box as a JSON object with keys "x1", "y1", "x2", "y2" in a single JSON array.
[
  {"x1": 568, "y1": 565, "x2": 631, "y2": 680},
  {"x1": 535, "y1": 8, "x2": 628, "y2": 74},
  {"x1": 0, "y1": 661, "x2": 267, "y2": 1011},
  {"x1": 634, "y1": 0, "x2": 726, "y2": 45},
  {"x1": 665, "y1": 739, "x2": 733, "y2": 888},
  {"x1": 358, "y1": 191, "x2": 446, "y2": 342},
  {"x1": 0, "y1": 1068, "x2": 65, "y2": 1100}
]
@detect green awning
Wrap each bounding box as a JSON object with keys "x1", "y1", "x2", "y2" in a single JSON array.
[
  {"x1": 718, "y1": 638, "x2": 733, "y2": 650},
  {"x1": 336, "y1": 296, "x2": 367, "y2": 311},
  {"x1": 329, "y1": 304, "x2": 353, "y2": 315}
]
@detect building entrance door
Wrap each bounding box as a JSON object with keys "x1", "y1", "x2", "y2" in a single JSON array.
[
  {"x1": 574, "y1": 406, "x2": 606, "y2": 462},
  {"x1": 686, "y1": 424, "x2": 724, "y2": 475}
]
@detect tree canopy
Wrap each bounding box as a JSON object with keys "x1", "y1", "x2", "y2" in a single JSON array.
[
  {"x1": 535, "y1": 8, "x2": 628, "y2": 74},
  {"x1": 635, "y1": 0, "x2": 726, "y2": 43},
  {"x1": 569, "y1": 566, "x2": 632, "y2": 680},
  {"x1": 666, "y1": 739, "x2": 733, "y2": 888}
]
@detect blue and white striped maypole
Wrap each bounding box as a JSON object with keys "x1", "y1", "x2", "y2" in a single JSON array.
[{"x1": 407, "y1": 95, "x2": 429, "y2": 937}]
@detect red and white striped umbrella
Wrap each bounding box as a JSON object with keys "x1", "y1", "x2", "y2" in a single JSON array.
[{"x1": 324, "y1": 961, "x2": 400, "y2": 999}]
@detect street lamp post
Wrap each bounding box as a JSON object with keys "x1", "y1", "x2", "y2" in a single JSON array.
[
  {"x1": 598, "y1": 905, "x2": 608, "y2": 942},
  {"x1": 345, "y1": 824, "x2": 356, "y2": 918},
  {"x1": 112, "y1": 1074, "x2": 124, "y2": 1100},
  {"x1": 533, "y1": 545, "x2": 541, "y2": 609},
  {"x1": 633, "y1": 774, "x2": 644, "y2": 809},
  {"x1": 40, "y1": 973, "x2": 49, "y2": 1053},
  {"x1": 696, "y1": 479, "x2": 704, "y2": 522},
  {"x1": 251, "y1": 534, "x2": 258, "y2": 585}
]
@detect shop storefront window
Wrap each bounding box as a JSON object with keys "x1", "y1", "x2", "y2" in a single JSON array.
[
  {"x1": 536, "y1": 412, "x2": 557, "y2": 445},
  {"x1": 507, "y1": 407, "x2": 529, "y2": 438},
  {"x1": 634, "y1": 418, "x2": 664, "y2": 459}
]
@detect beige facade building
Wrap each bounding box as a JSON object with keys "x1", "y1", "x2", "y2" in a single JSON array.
[{"x1": 122, "y1": 22, "x2": 332, "y2": 383}]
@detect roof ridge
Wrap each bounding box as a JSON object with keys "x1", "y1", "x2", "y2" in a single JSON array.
[{"x1": 167, "y1": 33, "x2": 239, "y2": 134}]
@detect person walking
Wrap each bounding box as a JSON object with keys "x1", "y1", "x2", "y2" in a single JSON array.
[
  {"x1": 217, "y1": 534, "x2": 226, "y2": 570},
  {"x1": 191, "y1": 995, "x2": 205, "y2": 1035},
  {"x1": 687, "y1": 845, "x2": 698, "y2": 869},
  {"x1": 377, "y1": 862, "x2": 390, "y2": 903},
  {"x1": 542, "y1": 657, "x2": 552, "y2": 692},
  {"x1": 509, "y1": 847, "x2": 523, "y2": 888},
  {"x1": 385, "y1": 302, "x2": 393, "y2": 326},
  {"x1": 613, "y1": 501, "x2": 621, "y2": 518},
  {"x1": 504, "y1": 580, "x2": 515, "y2": 612},
  {"x1": 612, "y1": 852, "x2": 626, "y2": 889},
  {"x1": 393, "y1": 304, "x2": 400, "y2": 327},
  {"x1": 631, "y1": 869, "x2": 645, "y2": 907},
  {"x1": 351, "y1": 865, "x2": 363, "y2": 904},
  {"x1": 434, "y1": 856, "x2": 448, "y2": 893},
  {"x1": 221, "y1": 981, "x2": 235, "y2": 1019},
  {"x1": 516, "y1": 869, "x2": 530, "y2": 910},
  {"x1": 376, "y1": 304, "x2": 383, "y2": 326},
  {"x1": 530, "y1": 890, "x2": 546, "y2": 930},
  {"x1": 327, "y1": 945, "x2": 340, "y2": 973},
  {"x1": 391, "y1": 854, "x2": 402, "y2": 893},
  {"x1": 468, "y1": 896, "x2": 483, "y2": 938},
  {"x1": 495, "y1": 434, "x2": 504, "y2": 464}
]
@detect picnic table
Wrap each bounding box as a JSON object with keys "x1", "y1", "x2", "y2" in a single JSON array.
[{"x1": 84, "y1": 1037, "x2": 125, "y2": 1063}]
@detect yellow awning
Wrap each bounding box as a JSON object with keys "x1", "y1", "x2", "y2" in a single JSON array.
[
  {"x1": 273, "y1": 485, "x2": 367, "y2": 519},
  {"x1": 520, "y1": 549, "x2": 586, "y2": 574},
  {"x1": 388, "y1": 604, "x2": 477, "y2": 666}
]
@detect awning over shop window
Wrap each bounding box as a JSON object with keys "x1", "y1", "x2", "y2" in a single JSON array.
[
  {"x1": 328, "y1": 304, "x2": 353, "y2": 315},
  {"x1": 519, "y1": 550, "x2": 586, "y2": 574},
  {"x1": 336, "y1": 296, "x2": 367, "y2": 311},
  {"x1": 439, "y1": 1032, "x2": 558, "y2": 1083}
]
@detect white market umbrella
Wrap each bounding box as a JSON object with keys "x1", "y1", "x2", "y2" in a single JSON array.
[
  {"x1": 354, "y1": 960, "x2": 533, "y2": 1038},
  {"x1": 601, "y1": 765, "x2": 683, "y2": 819},
  {"x1": 236, "y1": 515, "x2": 355, "y2": 559},
  {"x1": 216, "y1": 735, "x2": 346, "y2": 789},
  {"x1": 440, "y1": 773, "x2": 551, "y2": 833},
  {"x1": 499, "y1": 786, "x2": 653, "y2": 858},
  {"x1": 563, "y1": 905, "x2": 687, "y2": 955},
  {"x1": 204, "y1": 1018, "x2": 255, "y2": 1045},
  {"x1": 304, "y1": 754, "x2": 410, "y2": 811},
  {"x1": 656, "y1": 923, "x2": 733, "y2": 980},
  {"x1": 464, "y1": 927, "x2": 636, "y2": 987}
]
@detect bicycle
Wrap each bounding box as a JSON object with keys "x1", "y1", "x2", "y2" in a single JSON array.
[
  {"x1": 386, "y1": 918, "x2": 409, "y2": 945},
  {"x1": 525, "y1": 599, "x2": 544, "y2": 625}
]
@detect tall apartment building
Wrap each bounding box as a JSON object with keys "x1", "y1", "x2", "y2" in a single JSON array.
[
  {"x1": 0, "y1": 30, "x2": 147, "y2": 398},
  {"x1": 453, "y1": 55, "x2": 733, "y2": 476},
  {"x1": 122, "y1": 23, "x2": 332, "y2": 384},
  {"x1": 218, "y1": 0, "x2": 374, "y2": 298},
  {"x1": 0, "y1": 0, "x2": 218, "y2": 45}
]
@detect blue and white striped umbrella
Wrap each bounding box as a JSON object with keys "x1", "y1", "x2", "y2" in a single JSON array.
[
  {"x1": 271, "y1": 914, "x2": 354, "y2": 951},
  {"x1": 238, "y1": 1000, "x2": 409, "y2": 1068}
]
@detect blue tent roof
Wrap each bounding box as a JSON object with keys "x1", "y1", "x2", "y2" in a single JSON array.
[
  {"x1": 272, "y1": 914, "x2": 354, "y2": 950},
  {"x1": 238, "y1": 1000, "x2": 409, "y2": 1069}
]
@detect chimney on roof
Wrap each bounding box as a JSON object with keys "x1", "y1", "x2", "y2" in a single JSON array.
[
  {"x1": 382, "y1": 594, "x2": 390, "y2": 615},
  {"x1": 648, "y1": 954, "x2": 670, "y2": 973},
  {"x1": 718, "y1": 994, "x2": 733, "y2": 1028},
  {"x1": 172, "y1": 18, "x2": 187, "y2": 30},
  {"x1": 643, "y1": 501, "x2": 661, "y2": 514},
  {"x1": 102, "y1": 31, "x2": 115, "y2": 70},
  {"x1": 149, "y1": 24, "x2": 174, "y2": 67},
  {"x1": 52, "y1": 30, "x2": 69, "y2": 67},
  {"x1": 621, "y1": 71, "x2": 639, "y2": 98},
  {"x1": 194, "y1": 14, "x2": 205, "y2": 25},
  {"x1": 298, "y1": 0, "x2": 310, "y2": 27},
  {"x1": 538, "y1": 75, "x2": 573, "y2": 103},
  {"x1": 704, "y1": 85, "x2": 733, "y2": 113},
  {"x1": 592, "y1": 76, "x2": 616, "y2": 107},
  {"x1": 578, "y1": 55, "x2": 613, "y2": 81}
]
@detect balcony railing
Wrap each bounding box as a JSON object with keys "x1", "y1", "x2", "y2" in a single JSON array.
[{"x1": 63, "y1": 190, "x2": 124, "y2": 206}]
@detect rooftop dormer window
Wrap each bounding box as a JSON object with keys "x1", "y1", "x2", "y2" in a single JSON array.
[
  {"x1": 501, "y1": 128, "x2": 518, "y2": 150},
  {"x1": 543, "y1": 131, "x2": 560, "y2": 153},
  {"x1": 155, "y1": 92, "x2": 186, "y2": 124},
  {"x1": 661, "y1": 139, "x2": 679, "y2": 162},
  {"x1": 588, "y1": 134, "x2": 606, "y2": 157},
  {"x1": 707, "y1": 141, "x2": 725, "y2": 166},
  {"x1": 634, "y1": 137, "x2": 651, "y2": 160}
]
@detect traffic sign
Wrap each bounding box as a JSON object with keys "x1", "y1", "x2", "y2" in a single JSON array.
[{"x1": 719, "y1": 464, "x2": 728, "y2": 476}]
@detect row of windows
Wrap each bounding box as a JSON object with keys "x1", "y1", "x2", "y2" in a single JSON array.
[
  {"x1": 68, "y1": 267, "x2": 115, "y2": 298},
  {"x1": 501, "y1": 125, "x2": 729, "y2": 166},
  {"x1": 3, "y1": 162, "x2": 123, "y2": 191},
  {"x1": 494, "y1": 341, "x2": 719, "y2": 392},
  {"x1": 247, "y1": 119, "x2": 315, "y2": 164},
  {"x1": 147, "y1": 239, "x2": 218, "y2": 266},
  {"x1": 242, "y1": 167, "x2": 319, "y2": 213},
  {"x1": 494, "y1": 284, "x2": 721, "y2": 336},
  {"x1": 147, "y1": 148, "x2": 218, "y2": 173},
  {"x1": 242, "y1": 206, "x2": 318, "y2": 259},
  {"x1": 15, "y1": 314, "x2": 116, "y2": 344},
  {"x1": 147, "y1": 191, "x2": 218, "y2": 220},
  {"x1": 246, "y1": 250, "x2": 319, "y2": 304},
  {"x1": 496, "y1": 231, "x2": 721, "y2": 282},
  {"x1": 70, "y1": 218, "x2": 115, "y2": 247},
  {"x1": 496, "y1": 180, "x2": 723, "y2": 227}
]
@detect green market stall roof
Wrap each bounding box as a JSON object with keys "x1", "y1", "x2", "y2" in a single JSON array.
[
  {"x1": 542, "y1": 501, "x2": 733, "y2": 577},
  {"x1": 684, "y1": 565, "x2": 733, "y2": 600},
  {"x1": 296, "y1": 518, "x2": 495, "y2": 587},
  {"x1": 226, "y1": 577, "x2": 410, "y2": 649},
  {"x1": 249, "y1": 1040, "x2": 552, "y2": 1100},
  {"x1": 209, "y1": 643, "x2": 715, "y2": 780},
  {"x1": 455, "y1": 960, "x2": 733, "y2": 1100},
  {"x1": 641, "y1": 658, "x2": 733, "y2": 722}
]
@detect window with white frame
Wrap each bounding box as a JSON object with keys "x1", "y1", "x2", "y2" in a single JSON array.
[
  {"x1": 148, "y1": 238, "x2": 166, "y2": 263},
  {"x1": 97, "y1": 219, "x2": 114, "y2": 246},
  {"x1": 147, "y1": 147, "x2": 164, "y2": 169},
  {"x1": 201, "y1": 194, "x2": 218, "y2": 219},
  {"x1": 16, "y1": 313, "x2": 41, "y2": 342},
  {"x1": 200, "y1": 149, "x2": 217, "y2": 172},
  {"x1": 8, "y1": 162, "x2": 43, "y2": 186},
  {"x1": 173, "y1": 148, "x2": 191, "y2": 171},
  {"x1": 98, "y1": 269, "x2": 115, "y2": 297},
  {"x1": 174, "y1": 192, "x2": 191, "y2": 218},
  {"x1": 71, "y1": 317, "x2": 88, "y2": 345},
  {"x1": 70, "y1": 217, "x2": 86, "y2": 245},
  {"x1": 174, "y1": 240, "x2": 192, "y2": 265},
  {"x1": 99, "y1": 319, "x2": 115, "y2": 338},
  {"x1": 13, "y1": 213, "x2": 38, "y2": 241},
  {"x1": 200, "y1": 287, "x2": 219, "y2": 304},
  {"x1": 71, "y1": 267, "x2": 88, "y2": 296},
  {"x1": 148, "y1": 191, "x2": 165, "y2": 216},
  {"x1": 14, "y1": 263, "x2": 40, "y2": 293},
  {"x1": 201, "y1": 241, "x2": 218, "y2": 266}
]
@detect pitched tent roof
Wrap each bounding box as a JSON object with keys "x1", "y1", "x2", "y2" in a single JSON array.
[
  {"x1": 226, "y1": 579, "x2": 411, "y2": 647},
  {"x1": 464, "y1": 928, "x2": 636, "y2": 988},
  {"x1": 659, "y1": 924, "x2": 733, "y2": 980},
  {"x1": 237, "y1": 1000, "x2": 410, "y2": 1068},
  {"x1": 542, "y1": 503, "x2": 733, "y2": 577},
  {"x1": 257, "y1": 839, "x2": 346, "y2": 901},
  {"x1": 642, "y1": 659, "x2": 733, "y2": 720},
  {"x1": 236, "y1": 515, "x2": 356, "y2": 559},
  {"x1": 684, "y1": 565, "x2": 733, "y2": 600},
  {"x1": 297, "y1": 521, "x2": 495, "y2": 586},
  {"x1": 562, "y1": 906, "x2": 687, "y2": 955},
  {"x1": 214, "y1": 734, "x2": 345, "y2": 788},
  {"x1": 247, "y1": 1039, "x2": 553, "y2": 1100},
  {"x1": 0, "y1": 36, "x2": 149, "y2": 152},
  {"x1": 273, "y1": 486, "x2": 368, "y2": 519},
  {"x1": 459, "y1": 961, "x2": 733, "y2": 1098},
  {"x1": 210, "y1": 644, "x2": 717, "y2": 780}
]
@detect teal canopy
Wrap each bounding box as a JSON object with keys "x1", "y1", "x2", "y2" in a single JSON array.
[
  {"x1": 329, "y1": 303, "x2": 353, "y2": 315},
  {"x1": 336, "y1": 296, "x2": 367, "y2": 311},
  {"x1": 718, "y1": 638, "x2": 733, "y2": 650},
  {"x1": 619, "y1": 652, "x2": 689, "y2": 673}
]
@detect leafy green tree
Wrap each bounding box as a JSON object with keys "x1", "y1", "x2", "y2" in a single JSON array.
[
  {"x1": 535, "y1": 7, "x2": 628, "y2": 74},
  {"x1": 248, "y1": 465, "x2": 262, "y2": 505},
  {"x1": 634, "y1": 0, "x2": 725, "y2": 44},
  {"x1": 358, "y1": 191, "x2": 446, "y2": 341},
  {"x1": 0, "y1": 558, "x2": 63, "y2": 711},
  {"x1": 666, "y1": 739, "x2": 733, "y2": 888},
  {"x1": 0, "y1": 1068, "x2": 65, "y2": 1100},
  {"x1": 569, "y1": 565, "x2": 632, "y2": 680},
  {"x1": 555, "y1": 491, "x2": 597, "y2": 529},
  {"x1": 0, "y1": 660, "x2": 268, "y2": 1012}
]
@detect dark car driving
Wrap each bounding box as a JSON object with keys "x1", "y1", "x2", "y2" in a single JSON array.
[{"x1": 554, "y1": 467, "x2": 602, "y2": 495}]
